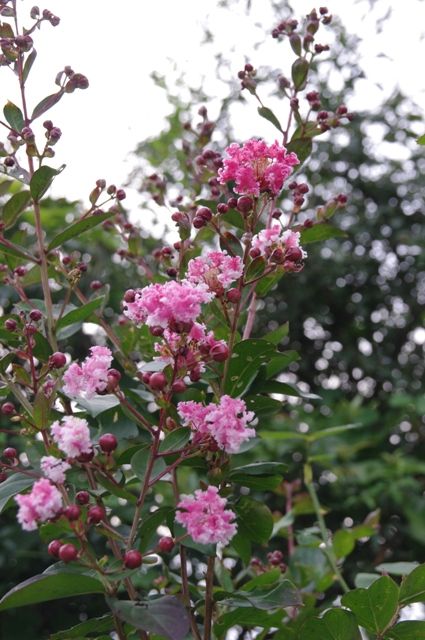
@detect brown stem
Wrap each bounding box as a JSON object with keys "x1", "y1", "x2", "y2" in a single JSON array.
[
  {"x1": 242, "y1": 289, "x2": 257, "y2": 340},
  {"x1": 204, "y1": 556, "x2": 215, "y2": 640}
]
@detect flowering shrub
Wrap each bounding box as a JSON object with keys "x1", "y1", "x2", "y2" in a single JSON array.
[{"x1": 0, "y1": 2, "x2": 424, "y2": 640}]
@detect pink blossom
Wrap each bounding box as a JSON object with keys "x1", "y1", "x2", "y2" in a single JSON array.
[
  {"x1": 63, "y1": 346, "x2": 113, "y2": 398},
  {"x1": 251, "y1": 224, "x2": 282, "y2": 256},
  {"x1": 123, "y1": 281, "x2": 213, "y2": 330},
  {"x1": 176, "y1": 486, "x2": 237, "y2": 545},
  {"x1": 218, "y1": 138, "x2": 299, "y2": 196},
  {"x1": 186, "y1": 251, "x2": 243, "y2": 292},
  {"x1": 15, "y1": 478, "x2": 63, "y2": 531},
  {"x1": 40, "y1": 455, "x2": 71, "y2": 484},
  {"x1": 178, "y1": 395, "x2": 256, "y2": 454},
  {"x1": 50, "y1": 415, "x2": 93, "y2": 459},
  {"x1": 251, "y1": 225, "x2": 307, "y2": 266}
]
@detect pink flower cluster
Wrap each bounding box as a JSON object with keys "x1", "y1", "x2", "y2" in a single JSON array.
[
  {"x1": 218, "y1": 138, "x2": 299, "y2": 196},
  {"x1": 155, "y1": 322, "x2": 227, "y2": 371},
  {"x1": 123, "y1": 281, "x2": 213, "y2": 330},
  {"x1": 176, "y1": 486, "x2": 237, "y2": 545},
  {"x1": 40, "y1": 455, "x2": 71, "y2": 484},
  {"x1": 50, "y1": 415, "x2": 93, "y2": 459},
  {"x1": 251, "y1": 224, "x2": 307, "y2": 270},
  {"x1": 186, "y1": 251, "x2": 243, "y2": 294},
  {"x1": 63, "y1": 346, "x2": 113, "y2": 398},
  {"x1": 178, "y1": 395, "x2": 256, "y2": 454},
  {"x1": 15, "y1": 478, "x2": 63, "y2": 531}
]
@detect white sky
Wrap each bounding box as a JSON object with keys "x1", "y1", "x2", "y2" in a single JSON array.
[{"x1": 2, "y1": 0, "x2": 425, "y2": 204}]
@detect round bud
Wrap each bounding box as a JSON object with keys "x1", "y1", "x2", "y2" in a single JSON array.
[
  {"x1": 5, "y1": 319, "x2": 17, "y2": 332},
  {"x1": 75, "y1": 490, "x2": 90, "y2": 505},
  {"x1": 14, "y1": 266, "x2": 27, "y2": 277},
  {"x1": 171, "y1": 379, "x2": 186, "y2": 394},
  {"x1": 244, "y1": 63, "x2": 254, "y2": 72},
  {"x1": 226, "y1": 288, "x2": 241, "y2": 304},
  {"x1": 96, "y1": 178, "x2": 106, "y2": 189},
  {"x1": 106, "y1": 368, "x2": 121, "y2": 392},
  {"x1": 63, "y1": 504, "x2": 81, "y2": 521},
  {"x1": 3, "y1": 447, "x2": 17, "y2": 459},
  {"x1": 236, "y1": 196, "x2": 253, "y2": 214},
  {"x1": 47, "y1": 539, "x2": 62, "y2": 557},
  {"x1": 99, "y1": 433, "x2": 118, "y2": 453},
  {"x1": 24, "y1": 323, "x2": 37, "y2": 336},
  {"x1": 87, "y1": 505, "x2": 105, "y2": 524},
  {"x1": 285, "y1": 247, "x2": 303, "y2": 262},
  {"x1": 29, "y1": 309, "x2": 43, "y2": 322},
  {"x1": 268, "y1": 550, "x2": 284, "y2": 566},
  {"x1": 271, "y1": 248, "x2": 285, "y2": 264},
  {"x1": 272, "y1": 208, "x2": 283, "y2": 219},
  {"x1": 249, "y1": 247, "x2": 261, "y2": 259},
  {"x1": 58, "y1": 543, "x2": 78, "y2": 563},
  {"x1": 124, "y1": 288, "x2": 136, "y2": 303},
  {"x1": 193, "y1": 216, "x2": 206, "y2": 229},
  {"x1": 141, "y1": 372, "x2": 152, "y2": 385},
  {"x1": 149, "y1": 372, "x2": 167, "y2": 391},
  {"x1": 217, "y1": 203, "x2": 229, "y2": 214},
  {"x1": 210, "y1": 343, "x2": 230, "y2": 362},
  {"x1": 124, "y1": 550, "x2": 143, "y2": 569},
  {"x1": 1, "y1": 402, "x2": 15, "y2": 416},
  {"x1": 166, "y1": 267, "x2": 177, "y2": 278},
  {"x1": 116, "y1": 189, "x2": 126, "y2": 201},
  {"x1": 90, "y1": 280, "x2": 103, "y2": 291},
  {"x1": 158, "y1": 536, "x2": 175, "y2": 553},
  {"x1": 49, "y1": 352, "x2": 67, "y2": 369},
  {"x1": 189, "y1": 367, "x2": 202, "y2": 383},
  {"x1": 227, "y1": 197, "x2": 238, "y2": 209}
]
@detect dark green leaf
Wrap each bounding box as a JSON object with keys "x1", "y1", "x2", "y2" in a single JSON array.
[
  {"x1": 286, "y1": 137, "x2": 313, "y2": 165},
  {"x1": 2, "y1": 190, "x2": 31, "y2": 227},
  {"x1": 108, "y1": 596, "x2": 190, "y2": 640},
  {"x1": 243, "y1": 569, "x2": 282, "y2": 591},
  {"x1": 22, "y1": 49, "x2": 37, "y2": 84},
  {"x1": 376, "y1": 562, "x2": 419, "y2": 576},
  {"x1": 224, "y1": 339, "x2": 277, "y2": 396},
  {"x1": 139, "y1": 507, "x2": 174, "y2": 553},
  {"x1": 341, "y1": 575, "x2": 399, "y2": 634},
  {"x1": 0, "y1": 472, "x2": 34, "y2": 513},
  {"x1": 229, "y1": 462, "x2": 286, "y2": 478},
  {"x1": 49, "y1": 615, "x2": 114, "y2": 639},
  {"x1": 301, "y1": 609, "x2": 361, "y2": 640},
  {"x1": 255, "y1": 269, "x2": 283, "y2": 296},
  {"x1": 291, "y1": 57, "x2": 309, "y2": 90},
  {"x1": 215, "y1": 608, "x2": 284, "y2": 636},
  {"x1": 74, "y1": 394, "x2": 120, "y2": 417},
  {"x1": 245, "y1": 256, "x2": 266, "y2": 282},
  {"x1": 301, "y1": 223, "x2": 347, "y2": 244},
  {"x1": 384, "y1": 621, "x2": 425, "y2": 639},
  {"x1": 257, "y1": 106, "x2": 284, "y2": 133},
  {"x1": 131, "y1": 447, "x2": 166, "y2": 481},
  {"x1": 0, "y1": 572, "x2": 104, "y2": 611},
  {"x1": 3, "y1": 101, "x2": 24, "y2": 131},
  {"x1": 47, "y1": 212, "x2": 113, "y2": 250},
  {"x1": 262, "y1": 322, "x2": 289, "y2": 345},
  {"x1": 30, "y1": 165, "x2": 63, "y2": 202},
  {"x1": 416, "y1": 134, "x2": 425, "y2": 145},
  {"x1": 333, "y1": 529, "x2": 355, "y2": 558},
  {"x1": 399, "y1": 564, "x2": 425, "y2": 605},
  {"x1": 56, "y1": 297, "x2": 104, "y2": 331},
  {"x1": 159, "y1": 428, "x2": 191, "y2": 453},
  {"x1": 236, "y1": 497, "x2": 273, "y2": 544},
  {"x1": 265, "y1": 351, "x2": 300, "y2": 378},
  {"x1": 230, "y1": 532, "x2": 252, "y2": 565},
  {"x1": 0, "y1": 179, "x2": 13, "y2": 196},
  {"x1": 244, "y1": 395, "x2": 282, "y2": 417},
  {"x1": 31, "y1": 91, "x2": 64, "y2": 121},
  {"x1": 221, "y1": 580, "x2": 301, "y2": 610}
]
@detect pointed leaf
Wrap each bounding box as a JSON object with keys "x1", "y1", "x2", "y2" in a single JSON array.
[
  {"x1": 3, "y1": 101, "x2": 24, "y2": 131},
  {"x1": 47, "y1": 211, "x2": 113, "y2": 250},
  {"x1": 56, "y1": 297, "x2": 105, "y2": 331},
  {"x1": 2, "y1": 189, "x2": 31, "y2": 227},
  {"x1": 31, "y1": 91, "x2": 64, "y2": 121},
  {"x1": 0, "y1": 572, "x2": 104, "y2": 611},
  {"x1": 108, "y1": 596, "x2": 190, "y2": 640},
  {"x1": 286, "y1": 137, "x2": 313, "y2": 165},
  {"x1": 257, "y1": 106, "x2": 284, "y2": 134},
  {"x1": 341, "y1": 575, "x2": 399, "y2": 634},
  {"x1": 30, "y1": 165, "x2": 63, "y2": 202},
  {"x1": 22, "y1": 49, "x2": 37, "y2": 84},
  {"x1": 301, "y1": 609, "x2": 361, "y2": 640},
  {"x1": 301, "y1": 223, "x2": 347, "y2": 244},
  {"x1": 384, "y1": 621, "x2": 425, "y2": 639},
  {"x1": 49, "y1": 615, "x2": 114, "y2": 639},
  {"x1": 0, "y1": 472, "x2": 34, "y2": 513},
  {"x1": 291, "y1": 57, "x2": 309, "y2": 90},
  {"x1": 236, "y1": 497, "x2": 273, "y2": 544},
  {"x1": 399, "y1": 564, "x2": 425, "y2": 605}
]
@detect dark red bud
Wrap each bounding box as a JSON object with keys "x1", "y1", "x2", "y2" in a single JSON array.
[
  {"x1": 124, "y1": 550, "x2": 143, "y2": 569},
  {"x1": 149, "y1": 372, "x2": 167, "y2": 391},
  {"x1": 99, "y1": 433, "x2": 118, "y2": 453},
  {"x1": 49, "y1": 352, "x2": 67, "y2": 369},
  {"x1": 75, "y1": 491, "x2": 90, "y2": 505},
  {"x1": 29, "y1": 309, "x2": 43, "y2": 322},
  {"x1": 1, "y1": 402, "x2": 15, "y2": 416},
  {"x1": 47, "y1": 539, "x2": 62, "y2": 557},
  {"x1": 210, "y1": 343, "x2": 229, "y2": 362},
  {"x1": 63, "y1": 504, "x2": 81, "y2": 521},
  {"x1": 58, "y1": 543, "x2": 78, "y2": 563},
  {"x1": 227, "y1": 288, "x2": 241, "y2": 304},
  {"x1": 5, "y1": 319, "x2": 17, "y2": 332},
  {"x1": 158, "y1": 536, "x2": 175, "y2": 553},
  {"x1": 171, "y1": 379, "x2": 186, "y2": 393},
  {"x1": 236, "y1": 195, "x2": 253, "y2": 214},
  {"x1": 87, "y1": 505, "x2": 105, "y2": 524},
  {"x1": 124, "y1": 289, "x2": 136, "y2": 303},
  {"x1": 3, "y1": 447, "x2": 17, "y2": 459}
]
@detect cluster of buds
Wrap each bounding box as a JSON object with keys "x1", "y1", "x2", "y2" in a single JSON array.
[
  {"x1": 272, "y1": 8, "x2": 331, "y2": 55},
  {"x1": 195, "y1": 106, "x2": 215, "y2": 142},
  {"x1": 288, "y1": 180, "x2": 310, "y2": 209},
  {"x1": 143, "y1": 172, "x2": 167, "y2": 206},
  {"x1": 250, "y1": 549, "x2": 287, "y2": 574},
  {"x1": 152, "y1": 245, "x2": 177, "y2": 277},
  {"x1": 237, "y1": 62, "x2": 257, "y2": 93},
  {"x1": 55, "y1": 65, "x2": 89, "y2": 92},
  {"x1": 316, "y1": 104, "x2": 354, "y2": 132},
  {"x1": 31, "y1": 7, "x2": 60, "y2": 27}
]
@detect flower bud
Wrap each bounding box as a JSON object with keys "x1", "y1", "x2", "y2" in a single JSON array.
[
  {"x1": 63, "y1": 504, "x2": 81, "y2": 521},
  {"x1": 124, "y1": 550, "x2": 143, "y2": 569},
  {"x1": 149, "y1": 372, "x2": 167, "y2": 391},
  {"x1": 58, "y1": 543, "x2": 78, "y2": 563},
  {"x1": 49, "y1": 352, "x2": 67, "y2": 369},
  {"x1": 99, "y1": 433, "x2": 118, "y2": 453},
  {"x1": 47, "y1": 539, "x2": 62, "y2": 557},
  {"x1": 158, "y1": 536, "x2": 174, "y2": 553},
  {"x1": 210, "y1": 343, "x2": 229, "y2": 362}
]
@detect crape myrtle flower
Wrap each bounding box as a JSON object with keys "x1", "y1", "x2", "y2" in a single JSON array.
[
  {"x1": 185, "y1": 250, "x2": 243, "y2": 294},
  {"x1": 50, "y1": 415, "x2": 93, "y2": 459},
  {"x1": 218, "y1": 138, "x2": 299, "y2": 197},
  {"x1": 40, "y1": 455, "x2": 71, "y2": 484},
  {"x1": 63, "y1": 346, "x2": 113, "y2": 398},
  {"x1": 178, "y1": 395, "x2": 256, "y2": 454},
  {"x1": 176, "y1": 486, "x2": 237, "y2": 545},
  {"x1": 15, "y1": 478, "x2": 63, "y2": 531}
]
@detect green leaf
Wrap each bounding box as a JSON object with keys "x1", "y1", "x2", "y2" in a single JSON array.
[
  {"x1": 224, "y1": 339, "x2": 277, "y2": 396},
  {"x1": 376, "y1": 562, "x2": 419, "y2": 576},
  {"x1": 0, "y1": 571, "x2": 104, "y2": 611},
  {"x1": 416, "y1": 134, "x2": 425, "y2": 145},
  {"x1": 265, "y1": 350, "x2": 300, "y2": 378},
  {"x1": 301, "y1": 609, "x2": 361, "y2": 640},
  {"x1": 399, "y1": 564, "x2": 425, "y2": 605},
  {"x1": 236, "y1": 497, "x2": 273, "y2": 544},
  {"x1": 108, "y1": 596, "x2": 190, "y2": 640},
  {"x1": 355, "y1": 573, "x2": 380, "y2": 588},
  {"x1": 50, "y1": 615, "x2": 114, "y2": 639},
  {"x1": 341, "y1": 575, "x2": 399, "y2": 634},
  {"x1": 333, "y1": 529, "x2": 355, "y2": 559},
  {"x1": 215, "y1": 608, "x2": 284, "y2": 637},
  {"x1": 286, "y1": 137, "x2": 313, "y2": 165},
  {"x1": 301, "y1": 223, "x2": 347, "y2": 244},
  {"x1": 3, "y1": 101, "x2": 24, "y2": 131},
  {"x1": 56, "y1": 297, "x2": 104, "y2": 331},
  {"x1": 22, "y1": 49, "x2": 37, "y2": 85},
  {"x1": 139, "y1": 507, "x2": 174, "y2": 553},
  {"x1": 245, "y1": 256, "x2": 267, "y2": 282},
  {"x1": 159, "y1": 428, "x2": 191, "y2": 453},
  {"x1": 2, "y1": 190, "x2": 31, "y2": 227},
  {"x1": 308, "y1": 423, "x2": 363, "y2": 442},
  {"x1": 291, "y1": 57, "x2": 309, "y2": 90},
  {"x1": 131, "y1": 447, "x2": 166, "y2": 481},
  {"x1": 47, "y1": 211, "x2": 113, "y2": 251},
  {"x1": 30, "y1": 165, "x2": 63, "y2": 202},
  {"x1": 262, "y1": 322, "x2": 289, "y2": 345},
  {"x1": 31, "y1": 91, "x2": 64, "y2": 121},
  {"x1": 0, "y1": 473, "x2": 34, "y2": 513},
  {"x1": 74, "y1": 394, "x2": 120, "y2": 417},
  {"x1": 243, "y1": 569, "x2": 281, "y2": 591},
  {"x1": 384, "y1": 621, "x2": 425, "y2": 639},
  {"x1": 229, "y1": 462, "x2": 286, "y2": 478},
  {"x1": 257, "y1": 106, "x2": 284, "y2": 133},
  {"x1": 220, "y1": 580, "x2": 301, "y2": 610},
  {"x1": 230, "y1": 532, "x2": 252, "y2": 565}
]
